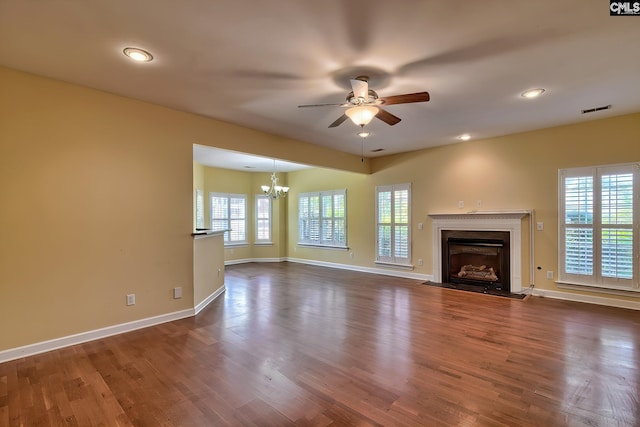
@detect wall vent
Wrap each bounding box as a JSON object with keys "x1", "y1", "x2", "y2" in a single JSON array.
[
  {"x1": 370, "y1": 148, "x2": 385, "y2": 152},
  {"x1": 581, "y1": 104, "x2": 612, "y2": 114}
]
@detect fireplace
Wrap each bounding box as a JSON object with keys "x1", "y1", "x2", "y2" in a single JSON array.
[
  {"x1": 442, "y1": 230, "x2": 511, "y2": 291},
  {"x1": 429, "y1": 212, "x2": 529, "y2": 293}
]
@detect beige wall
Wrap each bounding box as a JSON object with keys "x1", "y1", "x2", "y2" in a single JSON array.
[{"x1": 0, "y1": 66, "x2": 361, "y2": 351}]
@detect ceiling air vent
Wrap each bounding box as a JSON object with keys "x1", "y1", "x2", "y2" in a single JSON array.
[
  {"x1": 370, "y1": 148, "x2": 385, "y2": 153},
  {"x1": 581, "y1": 104, "x2": 612, "y2": 114}
]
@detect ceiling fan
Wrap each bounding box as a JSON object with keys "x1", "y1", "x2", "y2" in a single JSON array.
[{"x1": 298, "y1": 76, "x2": 430, "y2": 128}]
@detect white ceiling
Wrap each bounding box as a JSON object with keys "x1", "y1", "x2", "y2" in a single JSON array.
[
  {"x1": 193, "y1": 144, "x2": 310, "y2": 172},
  {"x1": 1, "y1": 0, "x2": 639, "y2": 170}
]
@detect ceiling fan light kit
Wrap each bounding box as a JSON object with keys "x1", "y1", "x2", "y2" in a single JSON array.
[
  {"x1": 345, "y1": 105, "x2": 379, "y2": 126},
  {"x1": 298, "y1": 75, "x2": 430, "y2": 129}
]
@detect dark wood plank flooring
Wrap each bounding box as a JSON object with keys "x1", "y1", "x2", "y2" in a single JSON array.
[{"x1": 1, "y1": 262, "x2": 640, "y2": 426}]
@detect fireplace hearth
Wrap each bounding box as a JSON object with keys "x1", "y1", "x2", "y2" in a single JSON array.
[{"x1": 442, "y1": 230, "x2": 511, "y2": 291}]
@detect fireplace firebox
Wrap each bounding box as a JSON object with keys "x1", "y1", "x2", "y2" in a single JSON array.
[{"x1": 441, "y1": 230, "x2": 511, "y2": 291}]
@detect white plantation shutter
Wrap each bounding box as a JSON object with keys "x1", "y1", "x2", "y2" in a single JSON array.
[
  {"x1": 210, "y1": 193, "x2": 247, "y2": 244},
  {"x1": 210, "y1": 194, "x2": 229, "y2": 235},
  {"x1": 601, "y1": 172, "x2": 634, "y2": 282},
  {"x1": 255, "y1": 195, "x2": 271, "y2": 243},
  {"x1": 195, "y1": 189, "x2": 205, "y2": 229},
  {"x1": 559, "y1": 164, "x2": 638, "y2": 290},
  {"x1": 376, "y1": 183, "x2": 411, "y2": 265},
  {"x1": 563, "y1": 174, "x2": 594, "y2": 276},
  {"x1": 298, "y1": 190, "x2": 346, "y2": 247}
]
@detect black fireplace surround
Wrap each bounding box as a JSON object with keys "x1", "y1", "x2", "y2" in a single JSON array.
[{"x1": 441, "y1": 230, "x2": 511, "y2": 292}]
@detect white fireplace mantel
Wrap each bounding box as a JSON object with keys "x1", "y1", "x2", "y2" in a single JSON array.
[{"x1": 429, "y1": 211, "x2": 531, "y2": 292}]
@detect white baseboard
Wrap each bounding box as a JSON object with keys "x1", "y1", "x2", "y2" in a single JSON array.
[
  {"x1": 0, "y1": 309, "x2": 194, "y2": 364},
  {"x1": 0, "y1": 285, "x2": 229, "y2": 364},
  {"x1": 225, "y1": 257, "x2": 285, "y2": 265},
  {"x1": 5, "y1": 263, "x2": 636, "y2": 365},
  {"x1": 194, "y1": 285, "x2": 226, "y2": 314},
  {"x1": 285, "y1": 257, "x2": 432, "y2": 281},
  {"x1": 227, "y1": 257, "x2": 431, "y2": 281},
  {"x1": 231, "y1": 258, "x2": 640, "y2": 310},
  {"x1": 532, "y1": 288, "x2": 640, "y2": 310}
]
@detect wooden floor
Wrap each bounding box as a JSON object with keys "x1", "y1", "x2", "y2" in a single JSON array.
[{"x1": 2, "y1": 263, "x2": 640, "y2": 426}]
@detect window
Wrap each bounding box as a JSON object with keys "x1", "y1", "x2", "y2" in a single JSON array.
[
  {"x1": 195, "y1": 189, "x2": 205, "y2": 229},
  {"x1": 376, "y1": 183, "x2": 411, "y2": 265},
  {"x1": 298, "y1": 189, "x2": 346, "y2": 247},
  {"x1": 255, "y1": 195, "x2": 272, "y2": 244},
  {"x1": 210, "y1": 192, "x2": 247, "y2": 244},
  {"x1": 559, "y1": 163, "x2": 639, "y2": 291}
]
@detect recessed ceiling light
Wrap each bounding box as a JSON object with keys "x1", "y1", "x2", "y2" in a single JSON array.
[
  {"x1": 521, "y1": 88, "x2": 545, "y2": 99},
  {"x1": 357, "y1": 131, "x2": 370, "y2": 138},
  {"x1": 458, "y1": 134, "x2": 471, "y2": 141},
  {"x1": 123, "y1": 47, "x2": 153, "y2": 62}
]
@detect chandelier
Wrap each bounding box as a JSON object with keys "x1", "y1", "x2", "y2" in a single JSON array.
[{"x1": 261, "y1": 160, "x2": 289, "y2": 199}]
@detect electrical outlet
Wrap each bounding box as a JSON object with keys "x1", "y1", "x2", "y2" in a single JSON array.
[
  {"x1": 173, "y1": 287, "x2": 182, "y2": 299},
  {"x1": 418, "y1": 258, "x2": 423, "y2": 266},
  {"x1": 217, "y1": 268, "x2": 221, "y2": 278},
  {"x1": 418, "y1": 222, "x2": 424, "y2": 230},
  {"x1": 126, "y1": 293, "x2": 135, "y2": 306},
  {"x1": 349, "y1": 252, "x2": 354, "y2": 258},
  {"x1": 546, "y1": 271, "x2": 554, "y2": 280},
  {"x1": 537, "y1": 222, "x2": 544, "y2": 231},
  {"x1": 458, "y1": 200, "x2": 464, "y2": 209},
  {"x1": 476, "y1": 200, "x2": 482, "y2": 208}
]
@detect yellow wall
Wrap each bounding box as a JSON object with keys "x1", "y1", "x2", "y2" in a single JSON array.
[
  {"x1": 193, "y1": 234, "x2": 225, "y2": 307},
  {"x1": 286, "y1": 168, "x2": 371, "y2": 264},
  {"x1": 2, "y1": 63, "x2": 640, "y2": 353},
  {"x1": 0, "y1": 66, "x2": 362, "y2": 351},
  {"x1": 202, "y1": 167, "x2": 287, "y2": 261},
  {"x1": 284, "y1": 113, "x2": 640, "y2": 304}
]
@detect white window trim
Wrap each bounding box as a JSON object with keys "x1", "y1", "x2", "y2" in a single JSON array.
[
  {"x1": 195, "y1": 189, "x2": 205, "y2": 230},
  {"x1": 210, "y1": 192, "x2": 248, "y2": 245},
  {"x1": 298, "y1": 189, "x2": 347, "y2": 248},
  {"x1": 375, "y1": 183, "x2": 412, "y2": 266},
  {"x1": 558, "y1": 163, "x2": 639, "y2": 292},
  {"x1": 255, "y1": 194, "x2": 272, "y2": 244}
]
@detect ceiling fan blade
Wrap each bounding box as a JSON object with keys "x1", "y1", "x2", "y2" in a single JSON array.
[
  {"x1": 350, "y1": 78, "x2": 369, "y2": 100},
  {"x1": 328, "y1": 114, "x2": 349, "y2": 128},
  {"x1": 375, "y1": 108, "x2": 402, "y2": 126},
  {"x1": 379, "y1": 92, "x2": 430, "y2": 105},
  {"x1": 298, "y1": 103, "x2": 348, "y2": 108}
]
